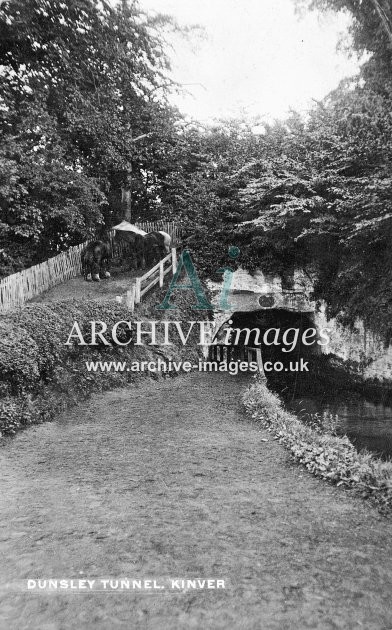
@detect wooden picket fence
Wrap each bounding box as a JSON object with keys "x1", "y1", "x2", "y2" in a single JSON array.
[
  {"x1": 0, "y1": 243, "x2": 86, "y2": 313},
  {"x1": 135, "y1": 220, "x2": 181, "y2": 243},
  {"x1": 0, "y1": 220, "x2": 180, "y2": 313}
]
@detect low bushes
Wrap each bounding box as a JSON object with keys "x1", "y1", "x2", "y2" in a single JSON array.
[
  {"x1": 243, "y1": 379, "x2": 392, "y2": 514},
  {"x1": 0, "y1": 291, "x2": 205, "y2": 438}
]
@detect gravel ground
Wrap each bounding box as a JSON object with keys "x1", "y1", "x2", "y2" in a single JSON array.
[
  {"x1": 30, "y1": 267, "x2": 137, "y2": 304},
  {"x1": 1, "y1": 372, "x2": 392, "y2": 630}
]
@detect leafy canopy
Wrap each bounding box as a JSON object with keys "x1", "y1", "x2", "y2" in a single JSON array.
[{"x1": 0, "y1": 0, "x2": 182, "y2": 273}]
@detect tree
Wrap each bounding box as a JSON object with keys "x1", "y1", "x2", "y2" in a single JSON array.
[
  {"x1": 174, "y1": 84, "x2": 392, "y2": 335},
  {"x1": 294, "y1": 0, "x2": 392, "y2": 85},
  {"x1": 0, "y1": 0, "x2": 182, "y2": 273}
]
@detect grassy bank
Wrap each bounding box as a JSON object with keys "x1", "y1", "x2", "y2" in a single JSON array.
[
  {"x1": 0, "y1": 287, "x2": 207, "y2": 439},
  {"x1": 243, "y1": 379, "x2": 392, "y2": 514}
]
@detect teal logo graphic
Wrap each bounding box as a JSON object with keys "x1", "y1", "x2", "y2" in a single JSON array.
[
  {"x1": 216, "y1": 246, "x2": 240, "y2": 310},
  {"x1": 156, "y1": 247, "x2": 240, "y2": 311}
]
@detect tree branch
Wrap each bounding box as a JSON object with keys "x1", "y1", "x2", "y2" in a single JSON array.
[{"x1": 369, "y1": 0, "x2": 392, "y2": 47}]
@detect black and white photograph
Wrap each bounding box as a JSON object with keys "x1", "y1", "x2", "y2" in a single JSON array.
[{"x1": 1, "y1": 0, "x2": 392, "y2": 628}]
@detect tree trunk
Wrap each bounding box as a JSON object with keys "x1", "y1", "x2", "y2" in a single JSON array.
[
  {"x1": 121, "y1": 162, "x2": 133, "y2": 221},
  {"x1": 121, "y1": 186, "x2": 132, "y2": 221}
]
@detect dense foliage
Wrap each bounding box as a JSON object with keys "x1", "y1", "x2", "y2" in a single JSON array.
[
  {"x1": 0, "y1": 0, "x2": 182, "y2": 273},
  {"x1": 0, "y1": 289, "x2": 207, "y2": 437},
  {"x1": 1, "y1": 0, "x2": 392, "y2": 336},
  {"x1": 295, "y1": 0, "x2": 392, "y2": 84},
  {"x1": 173, "y1": 3, "x2": 392, "y2": 336},
  {"x1": 171, "y1": 90, "x2": 392, "y2": 335}
]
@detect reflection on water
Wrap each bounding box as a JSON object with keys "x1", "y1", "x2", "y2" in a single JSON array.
[{"x1": 287, "y1": 393, "x2": 392, "y2": 460}]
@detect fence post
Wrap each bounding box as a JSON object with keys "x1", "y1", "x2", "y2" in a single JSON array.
[
  {"x1": 159, "y1": 260, "x2": 164, "y2": 287},
  {"x1": 255, "y1": 348, "x2": 265, "y2": 378},
  {"x1": 171, "y1": 248, "x2": 177, "y2": 275},
  {"x1": 0, "y1": 222, "x2": 180, "y2": 312},
  {"x1": 126, "y1": 284, "x2": 136, "y2": 313},
  {"x1": 135, "y1": 277, "x2": 141, "y2": 304}
]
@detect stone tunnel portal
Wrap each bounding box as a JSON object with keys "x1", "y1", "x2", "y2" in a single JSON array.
[{"x1": 214, "y1": 308, "x2": 323, "y2": 386}]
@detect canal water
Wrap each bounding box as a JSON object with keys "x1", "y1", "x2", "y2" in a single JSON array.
[
  {"x1": 258, "y1": 348, "x2": 392, "y2": 459},
  {"x1": 286, "y1": 390, "x2": 392, "y2": 460},
  {"x1": 225, "y1": 309, "x2": 392, "y2": 459}
]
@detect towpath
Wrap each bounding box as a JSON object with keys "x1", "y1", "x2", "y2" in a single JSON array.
[{"x1": 1, "y1": 373, "x2": 392, "y2": 629}]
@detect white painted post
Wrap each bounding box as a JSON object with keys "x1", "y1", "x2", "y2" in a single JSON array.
[
  {"x1": 255, "y1": 348, "x2": 265, "y2": 378},
  {"x1": 159, "y1": 260, "x2": 164, "y2": 287},
  {"x1": 135, "y1": 277, "x2": 141, "y2": 304},
  {"x1": 171, "y1": 247, "x2": 177, "y2": 275},
  {"x1": 126, "y1": 284, "x2": 136, "y2": 312}
]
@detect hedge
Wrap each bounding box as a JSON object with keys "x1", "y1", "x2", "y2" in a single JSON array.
[{"x1": 0, "y1": 293, "x2": 205, "y2": 437}]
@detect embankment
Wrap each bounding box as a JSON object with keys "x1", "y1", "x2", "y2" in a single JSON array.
[
  {"x1": 243, "y1": 379, "x2": 392, "y2": 515},
  {"x1": 0, "y1": 285, "x2": 208, "y2": 439}
]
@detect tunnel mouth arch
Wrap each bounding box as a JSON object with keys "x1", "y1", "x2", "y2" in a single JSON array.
[
  {"x1": 214, "y1": 308, "x2": 319, "y2": 349},
  {"x1": 213, "y1": 308, "x2": 324, "y2": 386}
]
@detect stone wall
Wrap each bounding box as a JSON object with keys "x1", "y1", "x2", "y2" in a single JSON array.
[
  {"x1": 315, "y1": 302, "x2": 392, "y2": 383},
  {"x1": 208, "y1": 266, "x2": 392, "y2": 384}
]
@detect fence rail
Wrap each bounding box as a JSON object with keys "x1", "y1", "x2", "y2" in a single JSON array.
[
  {"x1": 123, "y1": 248, "x2": 177, "y2": 312},
  {"x1": 0, "y1": 220, "x2": 180, "y2": 313},
  {"x1": 209, "y1": 344, "x2": 265, "y2": 376}
]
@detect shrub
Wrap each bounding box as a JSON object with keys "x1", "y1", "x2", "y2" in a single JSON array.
[
  {"x1": 243, "y1": 379, "x2": 392, "y2": 514},
  {"x1": 0, "y1": 294, "x2": 207, "y2": 438},
  {"x1": 0, "y1": 300, "x2": 132, "y2": 395}
]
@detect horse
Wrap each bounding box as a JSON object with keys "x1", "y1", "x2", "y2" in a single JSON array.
[
  {"x1": 113, "y1": 223, "x2": 171, "y2": 270},
  {"x1": 81, "y1": 241, "x2": 111, "y2": 282},
  {"x1": 114, "y1": 227, "x2": 146, "y2": 269},
  {"x1": 153, "y1": 231, "x2": 171, "y2": 256},
  {"x1": 141, "y1": 231, "x2": 171, "y2": 267}
]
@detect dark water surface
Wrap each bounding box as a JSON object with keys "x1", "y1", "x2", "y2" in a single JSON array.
[{"x1": 286, "y1": 390, "x2": 392, "y2": 460}]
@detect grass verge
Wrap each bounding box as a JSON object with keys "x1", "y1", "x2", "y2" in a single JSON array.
[{"x1": 243, "y1": 378, "x2": 392, "y2": 515}]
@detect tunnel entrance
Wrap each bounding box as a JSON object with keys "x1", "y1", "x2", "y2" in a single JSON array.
[
  {"x1": 215, "y1": 308, "x2": 325, "y2": 394},
  {"x1": 213, "y1": 310, "x2": 392, "y2": 460}
]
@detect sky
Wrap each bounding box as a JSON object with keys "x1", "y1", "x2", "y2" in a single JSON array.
[{"x1": 139, "y1": 0, "x2": 360, "y2": 122}]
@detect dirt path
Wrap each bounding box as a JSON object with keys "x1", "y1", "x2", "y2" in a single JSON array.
[
  {"x1": 1, "y1": 373, "x2": 392, "y2": 630},
  {"x1": 31, "y1": 268, "x2": 139, "y2": 304}
]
